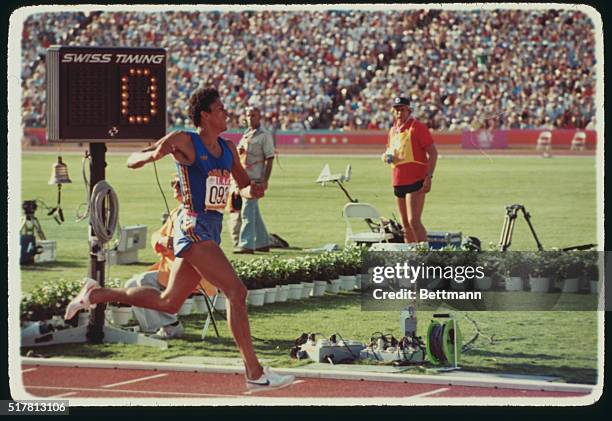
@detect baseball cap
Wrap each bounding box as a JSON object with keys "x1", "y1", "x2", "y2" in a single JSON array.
[{"x1": 392, "y1": 96, "x2": 411, "y2": 108}]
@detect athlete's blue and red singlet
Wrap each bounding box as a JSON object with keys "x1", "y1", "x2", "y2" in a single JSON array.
[{"x1": 173, "y1": 132, "x2": 233, "y2": 257}]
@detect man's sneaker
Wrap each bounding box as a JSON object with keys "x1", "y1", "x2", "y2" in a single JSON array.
[
  {"x1": 246, "y1": 367, "x2": 296, "y2": 392},
  {"x1": 152, "y1": 322, "x2": 184, "y2": 339},
  {"x1": 64, "y1": 278, "x2": 99, "y2": 321}
]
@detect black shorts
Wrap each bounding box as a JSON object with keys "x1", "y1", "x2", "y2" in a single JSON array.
[{"x1": 393, "y1": 180, "x2": 424, "y2": 197}]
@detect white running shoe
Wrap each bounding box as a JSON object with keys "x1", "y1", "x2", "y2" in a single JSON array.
[
  {"x1": 64, "y1": 278, "x2": 99, "y2": 321},
  {"x1": 152, "y1": 322, "x2": 185, "y2": 339},
  {"x1": 246, "y1": 367, "x2": 296, "y2": 392}
]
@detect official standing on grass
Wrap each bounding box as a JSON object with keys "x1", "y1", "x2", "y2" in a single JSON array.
[
  {"x1": 65, "y1": 87, "x2": 295, "y2": 392},
  {"x1": 233, "y1": 106, "x2": 275, "y2": 254},
  {"x1": 383, "y1": 96, "x2": 438, "y2": 244}
]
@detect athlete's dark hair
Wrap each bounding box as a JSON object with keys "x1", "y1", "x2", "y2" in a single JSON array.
[{"x1": 189, "y1": 87, "x2": 220, "y2": 127}]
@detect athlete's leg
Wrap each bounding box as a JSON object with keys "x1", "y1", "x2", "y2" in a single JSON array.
[
  {"x1": 89, "y1": 258, "x2": 200, "y2": 314},
  {"x1": 396, "y1": 196, "x2": 416, "y2": 243},
  {"x1": 181, "y1": 240, "x2": 264, "y2": 380},
  {"x1": 406, "y1": 189, "x2": 427, "y2": 243}
]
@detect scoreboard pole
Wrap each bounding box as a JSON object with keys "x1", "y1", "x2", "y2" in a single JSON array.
[
  {"x1": 45, "y1": 46, "x2": 169, "y2": 348},
  {"x1": 87, "y1": 142, "x2": 107, "y2": 343}
]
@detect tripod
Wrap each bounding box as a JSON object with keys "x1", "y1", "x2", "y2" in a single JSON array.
[{"x1": 498, "y1": 204, "x2": 544, "y2": 251}]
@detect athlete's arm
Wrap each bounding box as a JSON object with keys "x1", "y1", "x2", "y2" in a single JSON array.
[
  {"x1": 226, "y1": 140, "x2": 264, "y2": 199},
  {"x1": 226, "y1": 140, "x2": 252, "y2": 189},
  {"x1": 127, "y1": 131, "x2": 194, "y2": 169}
]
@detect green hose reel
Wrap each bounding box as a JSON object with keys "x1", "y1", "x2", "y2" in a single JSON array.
[{"x1": 426, "y1": 316, "x2": 462, "y2": 366}]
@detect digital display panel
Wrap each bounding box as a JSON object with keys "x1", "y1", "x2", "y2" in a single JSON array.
[{"x1": 47, "y1": 46, "x2": 167, "y2": 142}]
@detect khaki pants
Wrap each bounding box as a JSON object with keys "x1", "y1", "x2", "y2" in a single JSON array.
[{"x1": 228, "y1": 210, "x2": 242, "y2": 247}]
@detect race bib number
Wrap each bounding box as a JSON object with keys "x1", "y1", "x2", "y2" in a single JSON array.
[{"x1": 205, "y1": 175, "x2": 230, "y2": 211}]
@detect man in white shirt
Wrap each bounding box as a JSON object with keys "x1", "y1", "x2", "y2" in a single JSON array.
[{"x1": 233, "y1": 107, "x2": 275, "y2": 254}]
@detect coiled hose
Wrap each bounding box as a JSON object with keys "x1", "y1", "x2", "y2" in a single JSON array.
[{"x1": 89, "y1": 180, "x2": 119, "y2": 245}]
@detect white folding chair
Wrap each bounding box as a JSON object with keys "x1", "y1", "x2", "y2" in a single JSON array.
[
  {"x1": 343, "y1": 202, "x2": 394, "y2": 246},
  {"x1": 536, "y1": 130, "x2": 552, "y2": 151},
  {"x1": 571, "y1": 131, "x2": 586, "y2": 151}
]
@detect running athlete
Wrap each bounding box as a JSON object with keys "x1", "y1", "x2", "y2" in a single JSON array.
[{"x1": 65, "y1": 87, "x2": 295, "y2": 391}]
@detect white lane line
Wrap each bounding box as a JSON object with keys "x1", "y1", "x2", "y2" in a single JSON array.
[
  {"x1": 26, "y1": 385, "x2": 243, "y2": 398},
  {"x1": 101, "y1": 373, "x2": 168, "y2": 389},
  {"x1": 410, "y1": 388, "x2": 449, "y2": 398},
  {"x1": 22, "y1": 368, "x2": 38, "y2": 373},
  {"x1": 49, "y1": 392, "x2": 78, "y2": 398}
]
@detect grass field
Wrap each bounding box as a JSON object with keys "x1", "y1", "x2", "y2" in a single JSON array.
[
  {"x1": 16, "y1": 152, "x2": 600, "y2": 384},
  {"x1": 19, "y1": 153, "x2": 598, "y2": 292},
  {"x1": 18, "y1": 294, "x2": 599, "y2": 384}
]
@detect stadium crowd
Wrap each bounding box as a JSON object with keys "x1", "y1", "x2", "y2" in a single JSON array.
[
  {"x1": 21, "y1": 9, "x2": 596, "y2": 132},
  {"x1": 21, "y1": 12, "x2": 90, "y2": 127},
  {"x1": 333, "y1": 9, "x2": 596, "y2": 130}
]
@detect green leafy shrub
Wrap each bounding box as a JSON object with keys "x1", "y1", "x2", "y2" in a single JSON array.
[{"x1": 21, "y1": 278, "x2": 97, "y2": 322}]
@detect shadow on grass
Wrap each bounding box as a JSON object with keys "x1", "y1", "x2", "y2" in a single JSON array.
[
  {"x1": 465, "y1": 349, "x2": 563, "y2": 360},
  {"x1": 20, "y1": 260, "x2": 86, "y2": 271},
  {"x1": 21, "y1": 345, "x2": 117, "y2": 359},
  {"x1": 460, "y1": 362, "x2": 597, "y2": 385},
  {"x1": 247, "y1": 292, "x2": 362, "y2": 316}
]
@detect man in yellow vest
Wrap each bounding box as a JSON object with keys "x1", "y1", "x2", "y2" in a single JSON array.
[{"x1": 383, "y1": 96, "x2": 438, "y2": 244}]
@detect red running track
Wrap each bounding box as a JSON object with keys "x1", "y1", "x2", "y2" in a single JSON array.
[{"x1": 20, "y1": 365, "x2": 589, "y2": 400}]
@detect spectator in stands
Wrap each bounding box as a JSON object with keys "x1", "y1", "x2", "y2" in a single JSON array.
[{"x1": 21, "y1": 9, "x2": 596, "y2": 132}]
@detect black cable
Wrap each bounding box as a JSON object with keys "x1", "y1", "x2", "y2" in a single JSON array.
[
  {"x1": 334, "y1": 331, "x2": 359, "y2": 361},
  {"x1": 429, "y1": 323, "x2": 447, "y2": 363},
  {"x1": 461, "y1": 312, "x2": 494, "y2": 353},
  {"x1": 153, "y1": 160, "x2": 170, "y2": 216}
]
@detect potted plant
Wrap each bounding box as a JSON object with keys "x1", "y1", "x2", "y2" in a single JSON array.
[
  {"x1": 280, "y1": 258, "x2": 303, "y2": 301},
  {"x1": 475, "y1": 252, "x2": 501, "y2": 291},
  {"x1": 302, "y1": 256, "x2": 326, "y2": 297},
  {"x1": 261, "y1": 257, "x2": 276, "y2": 304},
  {"x1": 319, "y1": 253, "x2": 342, "y2": 293},
  {"x1": 108, "y1": 301, "x2": 134, "y2": 325},
  {"x1": 501, "y1": 252, "x2": 528, "y2": 291},
  {"x1": 526, "y1": 252, "x2": 557, "y2": 293},
  {"x1": 583, "y1": 251, "x2": 599, "y2": 294},
  {"x1": 347, "y1": 245, "x2": 366, "y2": 290},
  {"x1": 289, "y1": 257, "x2": 314, "y2": 299},
  {"x1": 270, "y1": 259, "x2": 290, "y2": 303},
  {"x1": 240, "y1": 260, "x2": 267, "y2": 307},
  {"x1": 422, "y1": 250, "x2": 450, "y2": 291},
  {"x1": 337, "y1": 252, "x2": 357, "y2": 291},
  {"x1": 556, "y1": 252, "x2": 584, "y2": 293},
  {"x1": 361, "y1": 252, "x2": 387, "y2": 290},
  {"x1": 343, "y1": 244, "x2": 368, "y2": 289},
  {"x1": 448, "y1": 251, "x2": 477, "y2": 291}
]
